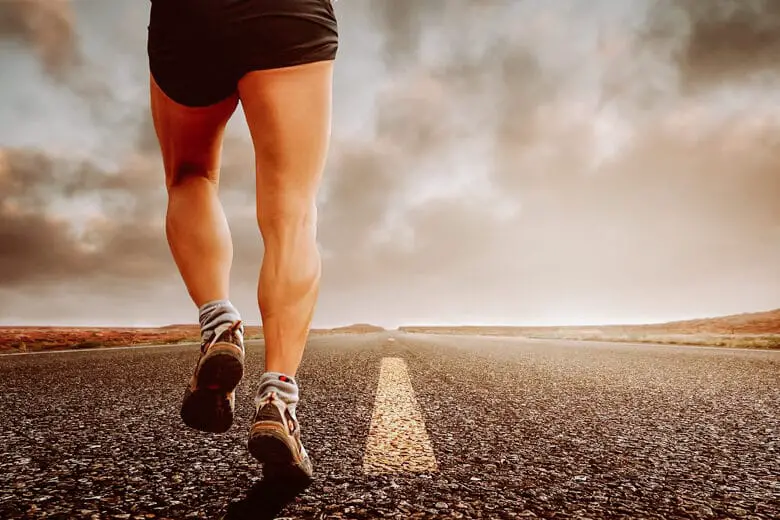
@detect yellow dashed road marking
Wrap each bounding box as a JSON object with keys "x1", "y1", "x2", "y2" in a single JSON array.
[{"x1": 363, "y1": 357, "x2": 438, "y2": 474}]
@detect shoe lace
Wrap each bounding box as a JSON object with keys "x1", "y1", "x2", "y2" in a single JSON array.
[{"x1": 201, "y1": 320, "x2": 244, "y2": 354}]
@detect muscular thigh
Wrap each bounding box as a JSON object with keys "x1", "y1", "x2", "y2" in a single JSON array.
[
  {"x1": 149, "y1": 74, "x2": 238, "y2": 188},
  {"x1": 230, "y1": 0, "x2": 339, "y2": 211},
  {"x1": 238, "y1": 61, "x2": 335, "y2": 208}
]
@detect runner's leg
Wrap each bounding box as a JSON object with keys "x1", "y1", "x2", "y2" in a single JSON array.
[
  {"x1": 237, "y1": 60, "x2": 334, "y2": 377},
  {"x1": 149, "y1": 74, "x2": 239, "y2": 307}
]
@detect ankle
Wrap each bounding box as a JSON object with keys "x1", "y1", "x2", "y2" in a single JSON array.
[
  {"x1": 257, "y1": 371, "x2": 299, "y2": 406},
  {"x1": 199, "y1": 299, "x2": 242, "y2": 342}
]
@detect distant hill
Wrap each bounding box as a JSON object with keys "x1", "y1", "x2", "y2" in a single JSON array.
[
  {"x1": 399, "y1": 309, "x2": 780, "y2": 335},
  {"x1": 326, "y1": 323, "x2": 386, "y2": 333},
  {"x1": 0, "y1": 322, "x2": 386, "y2": 353},
  {"x1": 158, "y1": 323, "x2": 386, "y2": 334},
  {"x1": 627, "y1": 309, "x2": 780, "y2": 334}
]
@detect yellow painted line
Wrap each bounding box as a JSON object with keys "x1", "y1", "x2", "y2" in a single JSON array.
[{"x1": 363, "y1": 357, "x2": 438, "y2": 474}]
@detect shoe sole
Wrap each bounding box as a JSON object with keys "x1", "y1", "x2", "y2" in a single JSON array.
[
  {"x1": 197, "y1": 343, "x2": 244, "y2": 393},
  {"x1": 180, "y1": 388, "x2": 234, "y2": 434},
  {"x1": 180, "y1": 342, "x2": 244, "y2": 434},
  {"x1": 247, "y1": 422, "x2": 313, "y2": 482}
]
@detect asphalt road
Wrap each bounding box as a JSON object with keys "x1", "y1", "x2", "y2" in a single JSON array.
[{"x1": 1, "y1": 332, "x2": 778, "y2": 519}]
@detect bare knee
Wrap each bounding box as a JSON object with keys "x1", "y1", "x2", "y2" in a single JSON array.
[
  {"x1": 257, "y1": 200, "x2": 321, "y2": 306},
  {"x1": 256, "y1": 199, "x2": 318, "y2": 240},
  {"x1": 166, "y1": 161, "x2": 219, "y2": 190}
]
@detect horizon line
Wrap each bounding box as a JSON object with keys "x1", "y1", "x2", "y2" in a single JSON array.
[{"x1": 1, "y1": 307, "x2": 778, "y2": 330}]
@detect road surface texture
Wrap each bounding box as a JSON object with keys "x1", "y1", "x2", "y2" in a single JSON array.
[{"x1": 1, "y1": 332, "x2": 778, "y2": 519}]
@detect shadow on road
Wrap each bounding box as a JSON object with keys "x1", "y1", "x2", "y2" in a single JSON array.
[{"x1": 220, "y1": 468, "x2": 312, "y2": 520}]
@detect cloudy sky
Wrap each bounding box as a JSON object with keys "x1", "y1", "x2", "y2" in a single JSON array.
[{"x1": 0, "y1": 0, "x2": 779, "y2": 328}]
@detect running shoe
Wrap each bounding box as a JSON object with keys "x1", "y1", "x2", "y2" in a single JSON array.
[
  {"x1": 247, "y1": 389, "x2": 313, "y2": 483},
  {"x1": 180, "y1": 320, "x2": 245, "y2": 433}
]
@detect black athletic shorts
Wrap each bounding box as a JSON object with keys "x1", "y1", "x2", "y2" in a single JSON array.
[{"x1": 147, "y1": 0, "x2": 338, "y2": 107}]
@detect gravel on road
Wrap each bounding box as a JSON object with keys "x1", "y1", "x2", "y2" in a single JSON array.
[{"x1": 1, "y1": 332, "x2": 778, "y2": 519}]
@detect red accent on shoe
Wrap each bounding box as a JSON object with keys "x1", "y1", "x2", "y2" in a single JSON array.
[{"x1": 279, "y1": 375, "x2": 289, "y2": 382}]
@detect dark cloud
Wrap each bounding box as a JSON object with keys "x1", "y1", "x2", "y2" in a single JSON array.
[
  {"x1": 0, "y1": 147, "x2": 173, "y2": 287},
  {"x1": 319, "y1": 144, "x2": 404, "y2": 255},
  {"x1": 318, "y1": 1, "x2": 523, "y2": 270},
  {"x1": 642, "y1": 0, "x2": 780, "y2": 92},
  {"x1": 0, "y1": 0, "x2": 80, "y2": 79},
  {"x1": 0, "y1": 138, "x2": 262, "y2": 294},
  {"x1": 0, "y1": 0, "x2": 115, "y2": 125},
  {"x1": 370, "y1": 0, "x2": 431, "y2": 68},
  {"x1": 0, "y1": 211, "x2": 89, "y2": 286}
]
